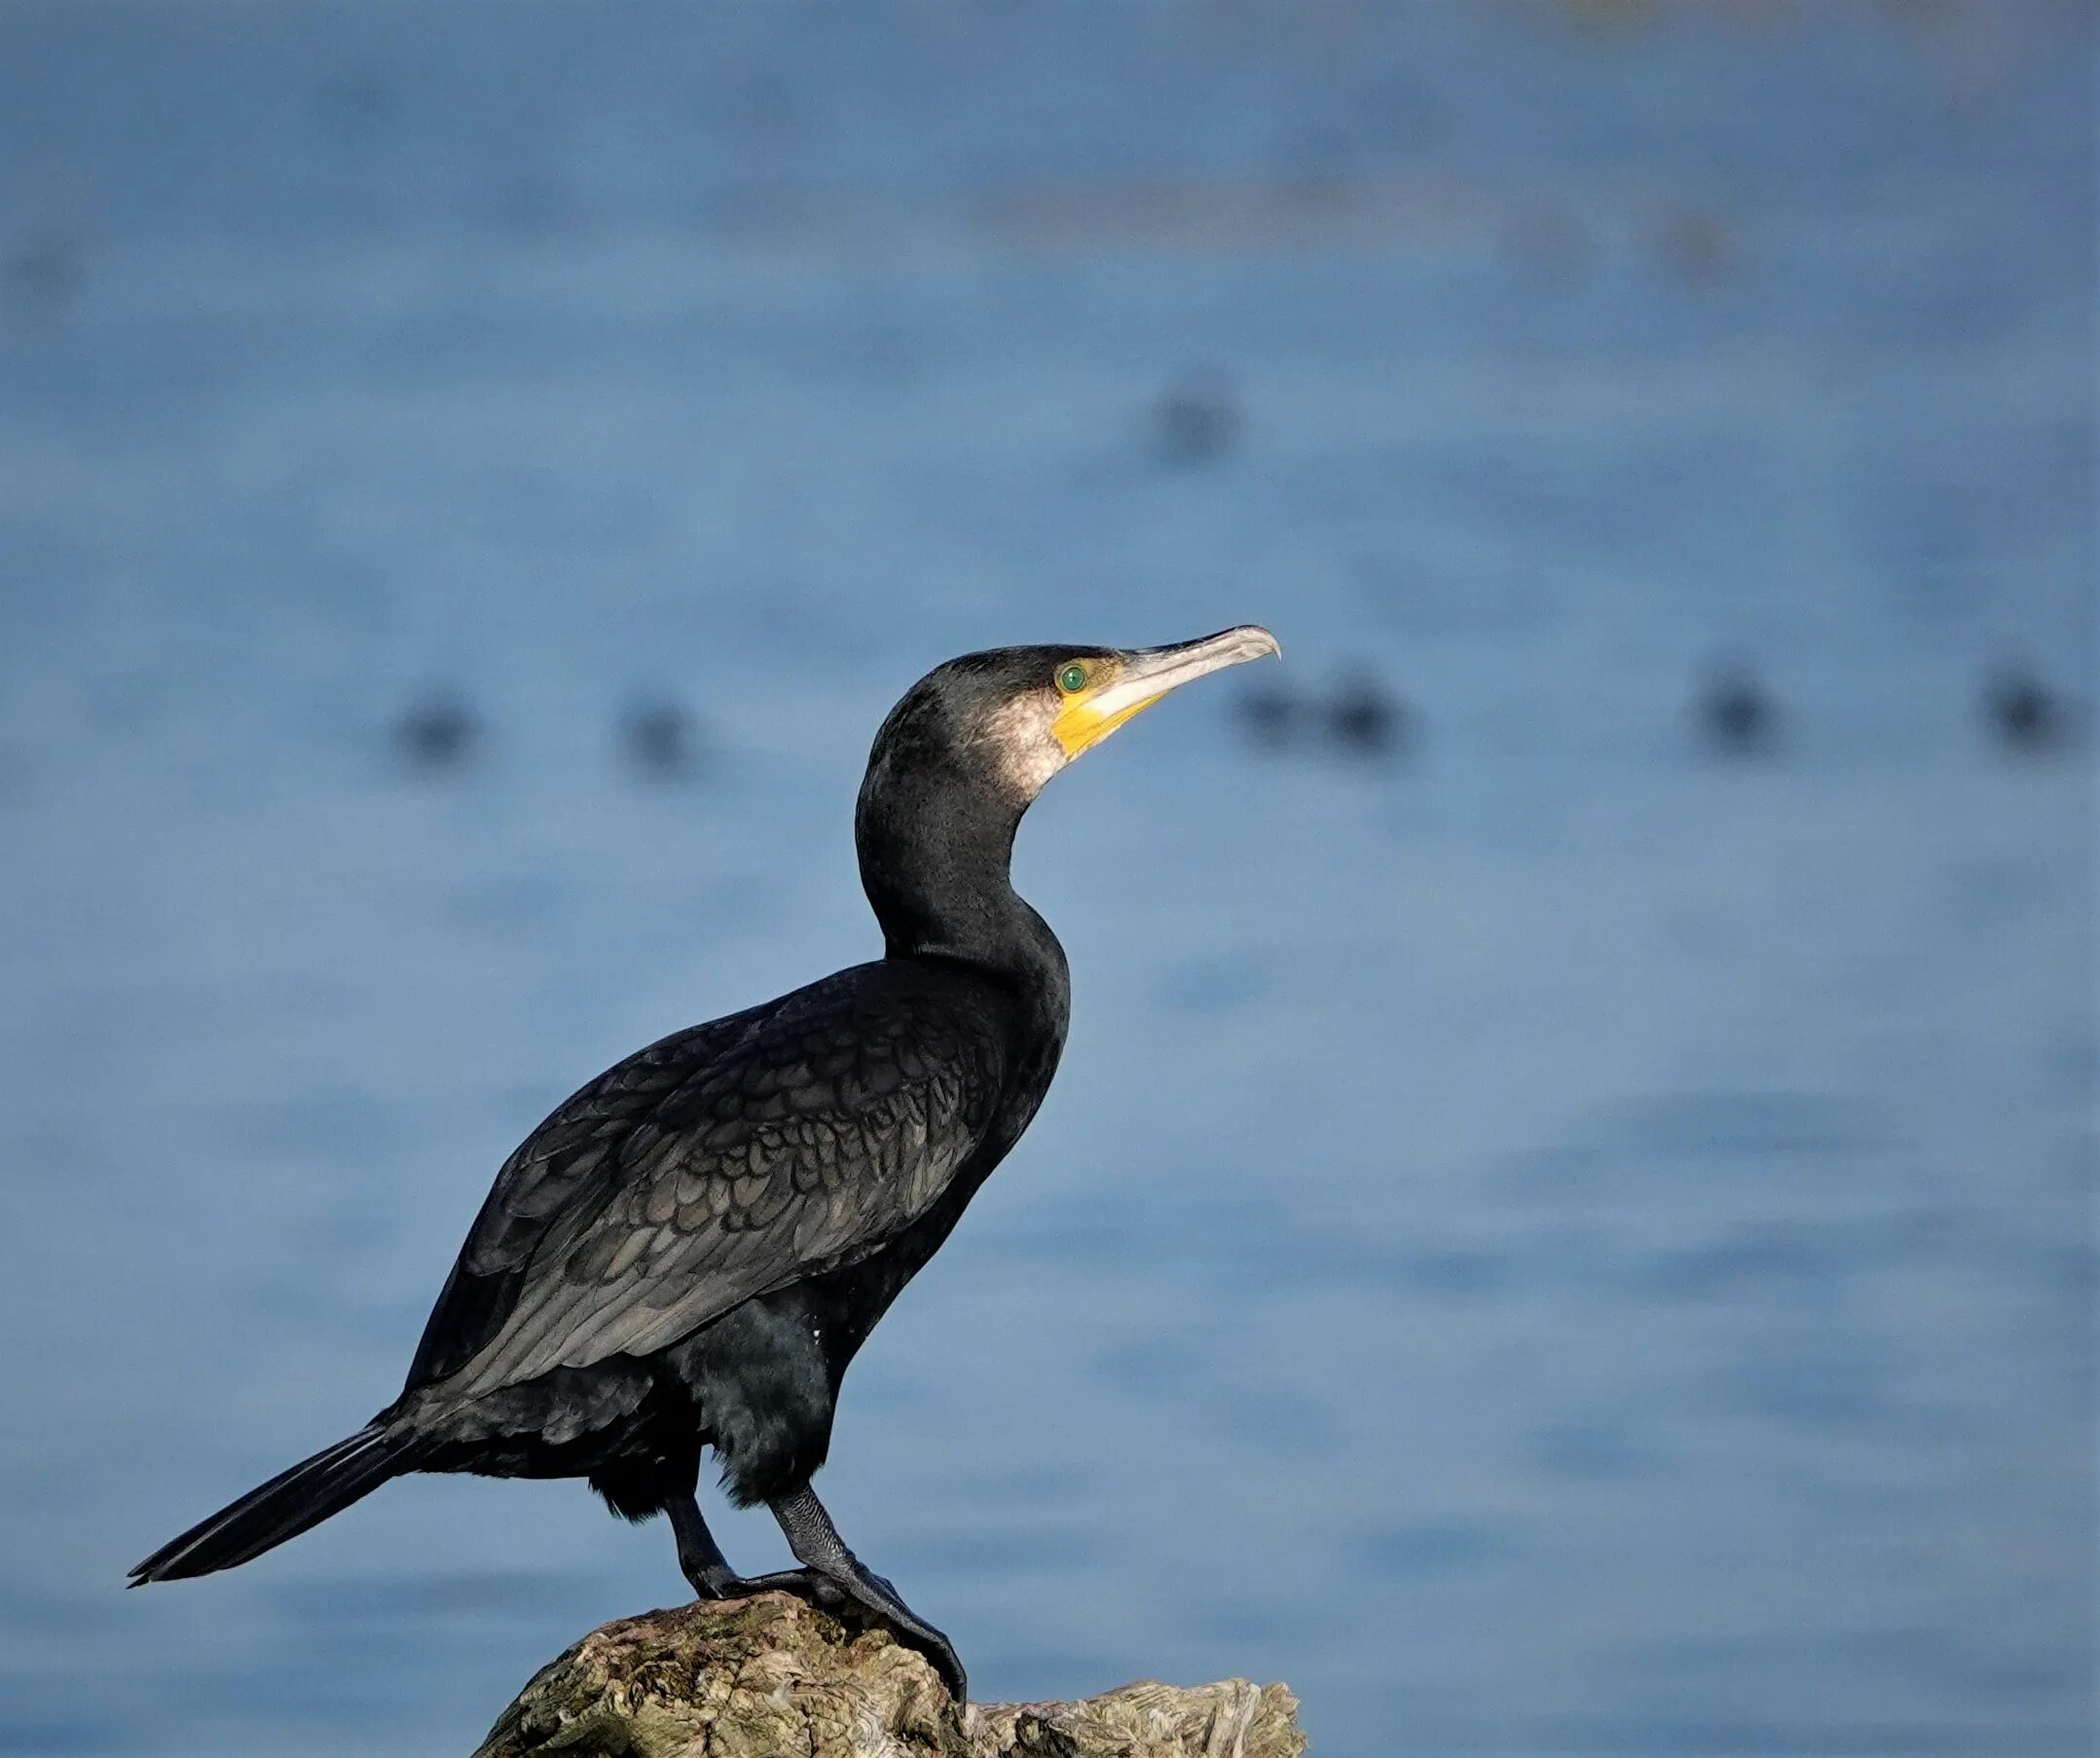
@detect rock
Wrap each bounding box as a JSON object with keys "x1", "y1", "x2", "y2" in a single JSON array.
[
  {"x1": 473, "y1": 1593, "x2": 1306, "y2": 1758},
  {"x1": 970, "y1": 1678, "x2": 1307, "y2": 1758}
]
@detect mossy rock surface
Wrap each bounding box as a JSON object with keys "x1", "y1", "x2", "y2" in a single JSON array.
[{"x1": 474, "y1": 1593, "x2": 1306, "y2": 1758}]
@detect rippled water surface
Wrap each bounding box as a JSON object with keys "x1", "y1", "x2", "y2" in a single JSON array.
[{"x1": 1, "y1": 4, "x2": 2093, "y2": 1754}]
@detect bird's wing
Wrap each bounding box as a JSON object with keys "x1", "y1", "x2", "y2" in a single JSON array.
[{"x1": 405, "y1": 967, "x2": 1005, "y2": 1400}]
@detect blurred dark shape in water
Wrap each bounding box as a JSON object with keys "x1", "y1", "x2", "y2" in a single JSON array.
[
  {"x1": 395, "y1": 695, "x2": 479, "y2": 772},
  {"x1": 1237, "y1": 680, "x2": 1302, "y2": 748},
  {"x1": 1983, "y1": 662, "x2": 2073, "y2": 755},
  {"x1": 316, "y1": 70, "x2": 399, "y2": 144},
  {"x1": 1154, "y1": 371, "x2": 1239, "y2": 467},
  {"x1": 723, "y1": 67, "x2": 798, "y2": 140},
  {"x1": 4, "y1": 225, "x2": 85, "y2": 320},
  {"x1": 1356, "y1": 71, "x2": 1449, "y2": 154},
  {"x1": 1505, "y1": 197, "x2": 1590, "y2": 285},
  {"x1": 1655, "y1": 207, "x2": 1736, "y2": 291},
  {"x1": 481, "y1": 170, "x2": 579, "y2": 238},
  {"x1": 621, "y1": 697, "x2": 697, "y2": 778},
  {"x1": 1325, "y1": 671, "x2": 1408, "y2": 757},
  {"x1": 1696, "y1": 663, "x2": 1777, "y2": 756},
  {"x1": 1283, "y1": 122, "x2": 1359, "y2": 212}
]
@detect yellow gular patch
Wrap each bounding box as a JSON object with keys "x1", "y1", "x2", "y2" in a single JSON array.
[{"x1": 1051, "y1": 691, "x2": 1158, "y2": 757}]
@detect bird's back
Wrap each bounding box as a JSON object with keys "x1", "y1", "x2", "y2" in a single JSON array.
[{"x1": 404, "y1": 959, "x2": 1034, "y2": 1403}]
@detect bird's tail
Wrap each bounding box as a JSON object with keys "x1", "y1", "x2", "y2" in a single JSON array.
[{"x1": 128, "y1": 1421, "x2": 424, "y2": 1585}]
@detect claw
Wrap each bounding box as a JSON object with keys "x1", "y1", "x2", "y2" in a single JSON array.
[
  {"x1": 824, "y1": 1572, "x2": 967, "y2": 1701},
  {"x1": 705, "y1": 1568, "x2": 965, "y2": 1699},
  {"x1": 916, "y1": 1629, "x2": 968, "y2": 1703}
]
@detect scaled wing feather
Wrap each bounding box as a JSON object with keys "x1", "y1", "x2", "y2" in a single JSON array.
[{"x1": 406, "y1": 969, "x2": 1000, "y2": 1401}]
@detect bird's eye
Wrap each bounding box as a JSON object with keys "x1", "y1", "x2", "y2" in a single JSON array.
[{"x1": 1056, "y1": 662, "x2": 1088, "y2": 695}]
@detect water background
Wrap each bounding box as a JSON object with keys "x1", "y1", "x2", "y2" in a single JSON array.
[{"x1": 1, "y1": 3, "x2": 2093, "y2": 1753}]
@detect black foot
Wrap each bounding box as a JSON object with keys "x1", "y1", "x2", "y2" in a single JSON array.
[
  {"x1": 698, "y1": 1566, "x2": 966, "y2": 1700},
  {"x1": 825, "y1": 1565, "x2": 967, "y2": 1703},
  {"x1": 692, "y1": 1566, "x2": 820, "y2": 1601}
]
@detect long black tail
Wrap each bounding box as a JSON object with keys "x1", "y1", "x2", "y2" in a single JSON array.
[{"x1": 129, "y1": 1422, "x2": 423, "y2": 1584}]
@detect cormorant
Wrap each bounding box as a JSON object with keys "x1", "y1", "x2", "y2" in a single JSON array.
[
  {"x1": 1696, "y1": 662, "x2": 1774, "y2": 754},
  {"x1": 1155, "y1": 371, "x2": 1239, "y2": 466},
  {"x1": 621, "y1": 696, "x2": 695, "y2": 777},
  {"x1": 1325, "y1": 671, "x2": 1406, "y2": 755},
  {"x1": 395, "y1": 693, "x2": 477, "y2": 770},
  {"x1": 131, "y1": 628, "x2": 1281, "y2": 1702},
  {"x1": 1983, "y1": 662, "x2": 2066, "y2": 752}
]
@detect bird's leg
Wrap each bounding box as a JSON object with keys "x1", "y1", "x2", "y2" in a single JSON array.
[
  {"x1": 661, "y1": 1483, "x2": 962, "y2": 1695},
  {"x1": 670, "y1": 1490, "x2": 838, "y2": 1605},
  {"x1": 669, "y1": 1494, "x2": 764, "y2": 1599},
  {"x1": 766, "y1": 1484, "x2": 967, "y2": 1702}
]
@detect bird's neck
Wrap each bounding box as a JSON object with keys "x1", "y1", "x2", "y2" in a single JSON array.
[{"x1": 855, "y1": 772, "x2": 1063, "y2": 986}]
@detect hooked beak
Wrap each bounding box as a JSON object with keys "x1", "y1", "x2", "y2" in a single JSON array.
[{"x1": 1052, "y1": 625, "x2": 1281, "y2": 758}]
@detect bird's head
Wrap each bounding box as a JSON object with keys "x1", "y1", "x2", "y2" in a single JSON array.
[
  {"x1": 856, "y1": 626, "x2": 1278, "y2": 964},
  {"x1": 865, "y1": 626, "x2": 1282, "y2": 813}
]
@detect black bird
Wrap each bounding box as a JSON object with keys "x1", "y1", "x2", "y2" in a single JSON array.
[
  {"x1": 1696, "y1": 663, "x2": 1774, "y2": 754},
  {"x1": 622, "y1": 696, "x2": 695, "y2": 777},
  {"x1": 1325, "y1": 671, "x2": 1406, "y2": 756},
  {"x1": 395, "y1": 694, "x2": 477, "y2": 770},
  {"x1": 1983, "y1": 663, "x2": 2067, "y2": 753},
  {"x1": 1155, "y1": 371, "x2": 1239, "y2": 466},
  {"x1": 131, "y1": 629, "x2": 1281, "y2": 1701}
]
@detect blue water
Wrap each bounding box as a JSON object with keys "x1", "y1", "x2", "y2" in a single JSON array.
[{"x1": 1, "y1": 3, "x2": 2093, "y2": 1753}]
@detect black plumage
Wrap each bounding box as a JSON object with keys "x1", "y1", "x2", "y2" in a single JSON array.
[
  {"x1": 130, "y1": 628, "x2": 1279, "y2": 1701},
  {"x1": 395, "y1": 692, "x2": 477, "y2": 770},
  {"x1": 1696, "y1": 662, "x2": 1775, "y2": 754},
  {"x1": 621, "y1": 697, "x2": 694, "y2": 775},
  {"x1": 1325, "y1": 670, "x2": 1407, "y2": 756},
  {"x1": 1154, "y1": 370, "x2": 1239, "y2": 466},
  {"x1": 1983, "y1": 663, "x2": 2068, "y2": 753}
]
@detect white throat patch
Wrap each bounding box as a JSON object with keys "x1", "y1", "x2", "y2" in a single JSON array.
[{"x1": 976, "y1": 693, "x2": 1069, "y2": 798}]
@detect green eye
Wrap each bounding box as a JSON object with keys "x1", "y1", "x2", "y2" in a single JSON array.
[{"x1": 1057, "y1": 662, "x2": 1087, "y2": 694}]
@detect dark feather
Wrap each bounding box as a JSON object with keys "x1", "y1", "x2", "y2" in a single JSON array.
[
  {"x1": 406, "y1": 962, "x2": 1006, "y2": 1402},
  {"x1": 129, "y1": 1424, "x2": 424, "y2": 1582}
]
